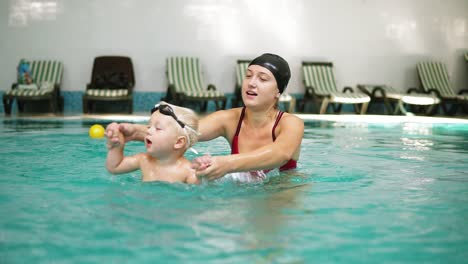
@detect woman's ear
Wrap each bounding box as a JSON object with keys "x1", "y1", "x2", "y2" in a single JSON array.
[
  {"x1": 275, "y1": 92, "x2": 281, "y2": 99},
  {"x1": 174, "y1": 136, "x2": 187, "y2": 150}
]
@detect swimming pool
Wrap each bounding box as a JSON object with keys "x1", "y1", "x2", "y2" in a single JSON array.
[{"x1": 1, "y1": 116, "x2": 467, "y2": 263}]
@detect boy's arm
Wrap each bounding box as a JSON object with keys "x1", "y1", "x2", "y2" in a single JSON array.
[
  {"x1": 106, "y1": 148, "x2": 142, "y2": 174},
  {"x1": 106, "y1": 129, "x2": 141, "y2": 174}
]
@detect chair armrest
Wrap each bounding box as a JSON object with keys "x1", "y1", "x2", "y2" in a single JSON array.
[
  {"x1": 407, "y1": 87, "x2": 422, "y2": 94},
  {"x1": 304, "y1": 86, "x2": 318, "y2": 97},
  {"x1": 371, "y1": 86, "x2": 387, "y2": 98},
  {"x1": 426, "y1": 88, "x2": 442, "y2": 98},
  {"x1": 458, "y1": 89, "x2": 468, "y2": 95},
  {"x1": 343, "y1": 86, "x2": 354, "y2": 93},
  {"x1": 207, "y1": 84, "x2": 217, "y2": 91},
  {"x1": 356, "y1": 85, "x2": 372, "y2": 96}
]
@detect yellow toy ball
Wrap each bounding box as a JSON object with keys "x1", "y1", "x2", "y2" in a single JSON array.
[{"x1": 89, "y1": 124, "x2": 105, "y2": 139}]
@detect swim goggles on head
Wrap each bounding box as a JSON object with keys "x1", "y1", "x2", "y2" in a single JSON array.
[
  {"x1": 150, "y1": 103, "x2": 199, "y2": 154},
  {"x1": 151, "y1": 103, "x2": 198, "y2": 135}
]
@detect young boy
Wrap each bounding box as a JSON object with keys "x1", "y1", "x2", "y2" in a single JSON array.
[{"x1": 106, "y1": 102, "x2": 200, "y2": 184}]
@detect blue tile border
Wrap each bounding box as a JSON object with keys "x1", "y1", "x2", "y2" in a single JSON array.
[
  {"x1": 0, "y1": 91, "x2": 314, "y2": 114},
  {"x1": 1, "y1": 91, "x2": 455, "y2": 115},
  {"x1": 1, "y1": 91, "x2": 246, "y2": 114}
]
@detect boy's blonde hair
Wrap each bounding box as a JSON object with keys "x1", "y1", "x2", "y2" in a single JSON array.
[{"x1": 159, "y1": 101, "x2": 199, "y2": 149}]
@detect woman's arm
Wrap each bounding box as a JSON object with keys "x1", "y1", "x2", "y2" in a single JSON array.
[
  {"x1": 105, "y1": 109, "x2": 236, "y2": 144},
  {"x1": 192, "y1": 115, "x2": 304, "y2": 180},
  {"x1": 197, "y1": 109, "x2": 235, "y2": 142}
]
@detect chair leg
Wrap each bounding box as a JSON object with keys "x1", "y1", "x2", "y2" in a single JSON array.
[
  {"x1": 50, "y1": 98, "x2": 57, "y2": 113},
  {"x1": 3, "y1": 96, "x2": 13, "y2": 115},
  {"x1": 128, "y1": 100, "x2": 133, "y2": 114},
  {"x1": 360, "y1": 102, "x2": 369, "y2": 114},
  {"x1": 393, "y1": 100, "x2": 408, "y2": 115},
  {"x1": 18, "y1": 100, "x2": 24, "y2": 113},
  {"x1": 353, "y1": 104, "x2": 360, "y2": 114},
  {"x1": 299, "y1": 99, "x2": 305, "y2": 112},
  {"x1": 222, "y1": 99, "x2": 227, "y2": 110},
  {"x1": 288, "y1": 97, "x2": 296, "y2": 113},
  {"x1": 447, "y1": 103, "x2": 458, "y2": 115},
  {"x1": 440, "y1": 102, "x2": 457, "y2": 116},
  {"x1": 82, "y1": 98, "x2": 89, "y2": 114},
  {"x1": 383, "y1": 98, "x2": 393, "y2": 115},
  {"x1": 425, "y1": 104, "x2": 438, "y2": 116},
  {"x1": 333, "y1": 104, "x2": 342, "y2": 113},
  {"x1": 319, "y1": 99, "x2": 329, "y2": 114}
]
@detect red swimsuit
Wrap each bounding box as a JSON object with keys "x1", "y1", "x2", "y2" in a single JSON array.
[{"x1": 231, "y1": 107, "x2": 297, "y2": 171}]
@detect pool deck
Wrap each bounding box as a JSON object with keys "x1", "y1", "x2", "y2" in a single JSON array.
[{"x1": 3, "y1": 113, "x2": 468, "y2": 124}]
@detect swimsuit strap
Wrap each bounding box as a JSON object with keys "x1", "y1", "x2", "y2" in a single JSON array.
[
  {"x1": 234, "y1": 106, "x2": 246, "y2": 137},
  {"x1": 272, "y1": 110, "x2": 284, "y2": 141}
]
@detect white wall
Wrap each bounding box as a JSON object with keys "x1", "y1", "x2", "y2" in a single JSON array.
[{"x1": 1, "y1": 0, "x2": 467, "y2": 94}]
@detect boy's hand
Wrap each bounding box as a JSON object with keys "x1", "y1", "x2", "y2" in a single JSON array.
[
  {"x1": 192, "y1": 155, "x2": 230, "y2": 181},
  {"x1": 191, "y1": 155, "x2": 212, "y2": 172},
  {"x1": 106, "y1": 122, "x2": 144, "y2": 143},
  {"x1": 106, "y1": 123, "x2": 125, "y2": 149}
]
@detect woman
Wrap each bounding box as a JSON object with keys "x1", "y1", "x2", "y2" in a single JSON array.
[{"x1": 106, "y1": 53, "x2": 304, "y2": 181}]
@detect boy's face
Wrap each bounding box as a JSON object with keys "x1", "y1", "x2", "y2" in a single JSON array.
[{"x1": 145, "y1": 111, "x2": 182, "y2": 157}]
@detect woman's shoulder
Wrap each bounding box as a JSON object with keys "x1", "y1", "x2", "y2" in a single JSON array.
[
  {"x1": 281, "y1": 112, "x2": 304, "y2": 124},
  {"x1": 278, "y1": 112, "x2": 304, "y2": 133},
  {"x1": 205, "y1": 107, "x2": 243, "y2": 121}
]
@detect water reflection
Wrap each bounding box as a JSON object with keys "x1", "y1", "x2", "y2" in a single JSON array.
[
  {"x1": 399, "y1": 122, "x2": 434, "y2": 161},
  {"x1": 186, "y1": 173, "x2": 310, "y2": 261}
]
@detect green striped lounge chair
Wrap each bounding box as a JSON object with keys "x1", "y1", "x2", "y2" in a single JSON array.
[
  {"x1": 232, "y1": 59, "x2": 296, "y2": 112},
  {"x1": 166, "y1": 57, "x2": 226, "y2": 111},
  {"x1": 301, "y1": 62, "x2": 370, "y2": 114},
  {"x1": 417, "y1": 61, "x2": 468, "y2": 115},
  {"x1": 82, "y1": 56, "x2": 134, "y2": 114},
  {"x1": 357, "y1": 84, "x2": 440, "y2": 115},
  {"x1": 231, "y1": 60, "x2": 251, "y2": 108},
  {"x1": 3, "y1": 60, "x2": 63, "y2": 115}
]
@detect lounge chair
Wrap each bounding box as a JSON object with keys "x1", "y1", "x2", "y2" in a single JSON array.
[
  {"x1": 300, "y1": 61, "x2": 370, "y2": 114},
  {"x1": 3, "y1": 60, "x2": 63, "y2": 115},
  {"x1": 165, "y1": 57, "x2": 226, "y2": 111},
  {"x1": 82, "y1": 56, "x2": 134, "y2": 114},
  {"x1": 231, "y1": 60, "x2": 250, "y2": 108},
  {"x1": 357, "y1": 84, "x2": 440, "y2": 115},
  {"x1": 417, "y1": 61, "x2": 468, "y2": 115},
  {"x1": 231, "y1": 59, "x2": 296, "y2": 112}
]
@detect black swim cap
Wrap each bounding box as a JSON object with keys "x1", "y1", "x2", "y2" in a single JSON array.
[{"x1": 249, "y1": 53, "x2": 291, "y2": 93}]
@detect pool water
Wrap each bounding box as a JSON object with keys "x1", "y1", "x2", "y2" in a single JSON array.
[{"x1": 1, "y1": 118, "x2": 467, "y2": 263}]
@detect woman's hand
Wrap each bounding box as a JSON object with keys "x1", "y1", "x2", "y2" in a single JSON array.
[
  {"x1": 191, "y1": 155, "x2": 230, "y2": 181},
  {"x1": 105, "y1": 122, "x2": 145, "y2": 144},
  {"x1": 105, "y1": 124, "x2": 125, "y2": 149}
]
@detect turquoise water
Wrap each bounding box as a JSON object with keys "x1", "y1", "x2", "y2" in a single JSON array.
[{"x1": 1, "y1": 118, "x2": 467, "y2": 263}]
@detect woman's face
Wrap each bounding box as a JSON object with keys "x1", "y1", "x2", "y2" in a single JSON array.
[
  {"x1": 145, "y1": 112, "x2": 181, "y2": 157},
  {"x1": 242, "y1": 65, "x2": 280, "y2": 108}
]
